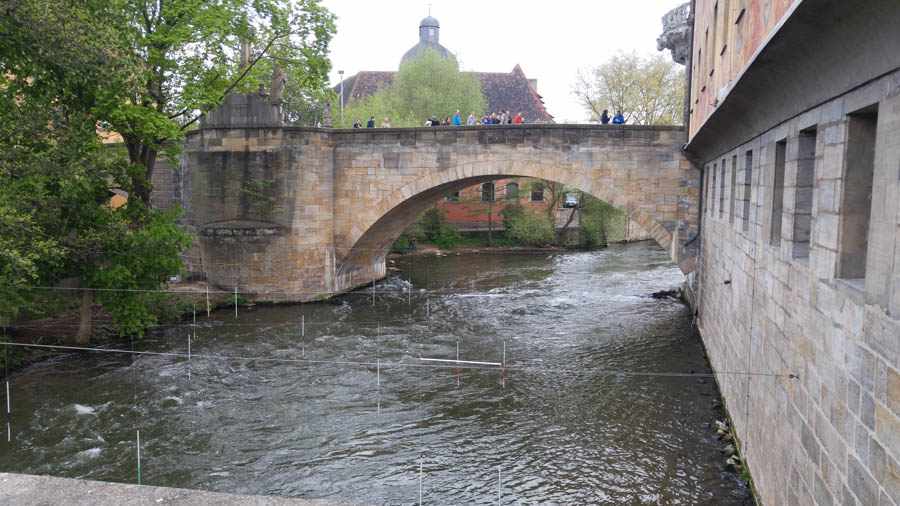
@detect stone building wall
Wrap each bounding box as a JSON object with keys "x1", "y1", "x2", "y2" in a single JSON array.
[{"x1": 692, "y1": 69, "x2": 900, "y2": 505}]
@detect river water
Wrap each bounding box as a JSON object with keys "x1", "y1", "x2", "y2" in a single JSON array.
[{"x1": 0, "y1": 243, "x2": 750, "y2": 504}]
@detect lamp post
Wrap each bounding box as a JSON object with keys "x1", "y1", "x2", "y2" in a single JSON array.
[{"x1": 338, "y1": 70, "x2": 344, "y2": 125}]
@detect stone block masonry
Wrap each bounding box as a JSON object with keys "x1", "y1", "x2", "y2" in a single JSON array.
[
  {"x1": 172, "y1": 92, "x2": 698, "y2": 300},
  {"x1": 691, "y1": 69, "x2": 900, "y2": 505}
]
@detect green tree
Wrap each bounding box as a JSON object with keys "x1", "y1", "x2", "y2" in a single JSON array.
[
  {"x1": 420, "y1": 206, "x2": 460, "y2": 249},
  {"x1": 499, "y1": 203, "x2": 526, "y2": 234},
  {"x1": 459, "y1": 182, "x2": 502, "y2": 247},
  {"x1": 572, "y1": 51, "x2": 684, "y2": 125},
  {"x1": 579, "y1": 195, "x2": 630, "y2": 247},
  {"x1": 0, "y1": 95, "x2": 190, "y2": 342},
  {"x1": 336, "y1": 48, "x2": 487, "y2": 127},
  {"x1": 0, "y1": 0, "x2": 333, "y2": 341},
  {"x1": 2, "y1": 0, "x2": 336, "y2": 207}
]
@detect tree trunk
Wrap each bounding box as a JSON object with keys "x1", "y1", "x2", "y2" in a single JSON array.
[
  {"x1": 126, "y1": 139, "x2": 158, "y2": 207},
  {"x1": 74, "y1": 288, "x2": 92, "y2": 345},
  {"x1": 561, "y1": 204, "x2": 581, "y2": 230}
]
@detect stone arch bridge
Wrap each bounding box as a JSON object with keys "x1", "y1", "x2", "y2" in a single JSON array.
[{"x1": 183, "y1": 110, "x2": 698, "y2": 300}]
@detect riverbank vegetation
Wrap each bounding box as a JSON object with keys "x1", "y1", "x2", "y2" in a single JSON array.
[{"x1": 393, "y1": 188, "x2": 639, "y2": 252}]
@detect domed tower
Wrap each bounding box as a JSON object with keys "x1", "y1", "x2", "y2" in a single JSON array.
[
  {"x1": 400, "y1": 15, "x2": 456, "y2": 68},
  {"x1": 419, "y1": 15, "x2": 440, "y2": 44}
]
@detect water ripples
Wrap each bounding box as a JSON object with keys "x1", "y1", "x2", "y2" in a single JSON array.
[{"x1": 0, "y1": 243, "x2": 749, "y2": 504}]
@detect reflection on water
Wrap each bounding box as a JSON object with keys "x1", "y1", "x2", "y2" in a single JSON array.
[{"x1": 0, "y1": 243, "x2": 749, "y2": 504}]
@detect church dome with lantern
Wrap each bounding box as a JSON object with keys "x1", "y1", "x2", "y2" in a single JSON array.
[{"x1": 399, "y1": 15, "x2": 457, "y2": 68}]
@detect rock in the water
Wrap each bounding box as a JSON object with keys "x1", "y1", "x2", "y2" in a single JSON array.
[
  {"x1": 725, "y1": 457, "x2": 740, "y2": 472},
  {"x1": 651, "y1": 288, "x2": 683, "y2": 299}
]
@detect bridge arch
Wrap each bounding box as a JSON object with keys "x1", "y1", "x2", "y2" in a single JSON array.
[
  {"x1": 336, "y1": 159, "x2": 683, "y2": 281},
  {"x1": 184, "y1": 119, "x2": 697, "y2": 300}
]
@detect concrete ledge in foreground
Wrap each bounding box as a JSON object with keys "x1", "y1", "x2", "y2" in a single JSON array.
[{"x1": 0, "y1": 473, "x2": 357, "y2": 505}]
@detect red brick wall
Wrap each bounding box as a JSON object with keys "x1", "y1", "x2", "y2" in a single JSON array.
[{"x1": 435, "y1": 178, "x2": 556, "y2": 229}]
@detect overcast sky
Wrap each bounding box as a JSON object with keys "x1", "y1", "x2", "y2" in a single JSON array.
[{"x1": 319, "y1": 0, "x2": 685, "y2": 123}]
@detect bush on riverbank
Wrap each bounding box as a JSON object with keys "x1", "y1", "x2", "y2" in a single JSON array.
[
  {"x1": 580, "y1": 196, "x2": 627, "y2": 245},
  {"x1": 420, "y1": 206, "x2": 462, "y2": 248},
  {"x1": 503, "y1": 207, "x2": 556, "y2": 246}
]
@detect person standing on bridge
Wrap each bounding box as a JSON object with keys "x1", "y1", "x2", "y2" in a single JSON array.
[
  {"x1": 453, "y1": 110, "x2": 461, "y2": 126},
  {"x1": 513, "y1": 112, "x2": 524, "y2": 124},
  {"x1": 601, "y1": 109, "x2": 611, "y2": 124},
  {"x1": 381, "y1": 117, "x2": 391, "y2": 128},
  {"x1": 612, "y1": 111, "x2": 625, "y2": 124},
  {"x1": 366, "y1": 115, "x2": 375, "y2": 128},
  {"x1": 353, "y1": 119, "x2": 362, "y2": 128},
  {"x1": 467, "y1": 111, "x2": 475, "y2": 125}
]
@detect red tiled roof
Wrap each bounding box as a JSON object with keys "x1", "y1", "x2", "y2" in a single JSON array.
[
  {"x1": 342, "y1": 71, "x2": 394, "y2": 105},
  {"x1": 336, "y1": 65, "x2": 554, "y2": 123},
  {"x1": 478, "y1": 64, "x2": 553, "y2": 123}
]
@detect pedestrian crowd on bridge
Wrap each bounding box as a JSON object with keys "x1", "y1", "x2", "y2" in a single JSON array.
[
  {"x1": 352, "y1": 108, "x2": 628, "y2": 127},
  {"x1": 351, "y1": 108, "x2": 538, "y2": 128}
]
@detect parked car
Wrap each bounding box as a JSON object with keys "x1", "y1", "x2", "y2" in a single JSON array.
[{"x1": 563, "y1": 193, "x2": 579, "y2": 208}]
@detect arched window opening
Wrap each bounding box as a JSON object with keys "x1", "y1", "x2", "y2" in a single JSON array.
[
  {"x1": 504, "y1": 182, "x2": 519, "y2": 201},
  {"x1": 530, "y1": 182, "x2": 544, "y2": 202},
  {"x1": 481, "y1": 182, "x2": 495, "y2": 202}
]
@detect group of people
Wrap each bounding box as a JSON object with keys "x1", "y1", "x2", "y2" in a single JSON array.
[
  {"x1": 353, "y1": 116, "x2": 391, "y2": 128},
  {"x1": 465, "y1": 110, "x2": 527, "y2": 126},
  {"x1": 352, "y1": 109, "x2": 531, "y2": 128},
  {"x1": 599, "y1": 109, "x2": 625, "y2": 125}
]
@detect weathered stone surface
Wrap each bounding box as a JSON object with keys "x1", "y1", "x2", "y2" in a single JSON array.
[
  {"x1": 691, "y1": 68, "x2": 900, "y2": 506},
  {"x1": 0, "y1": 473, "x2": 351, "y2": 506},
  {"x1": 175, "y1": 113, "x2": 696, "y2": 300},
  {"x1": 657, "y1": 3, "x2": 692, "y2": 65}
]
